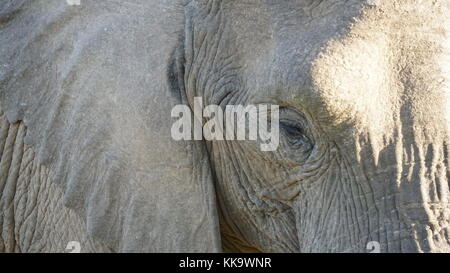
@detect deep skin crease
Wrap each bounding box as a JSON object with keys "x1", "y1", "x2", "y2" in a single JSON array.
[{"x1": 0, "y1": 0, "x2": 448, "y2": 253}]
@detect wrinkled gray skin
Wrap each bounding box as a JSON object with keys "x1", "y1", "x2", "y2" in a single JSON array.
[{"x1": 0, "y1": 0, "x2": 449, "y2": 253}]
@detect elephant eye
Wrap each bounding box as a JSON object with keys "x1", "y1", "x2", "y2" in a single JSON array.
[
  {"x1": 281, "y1": 120, "x2": 305, "y2": 138},
  {"x1": 280, "y1": 119, "x2": 313, "y2": 153}
]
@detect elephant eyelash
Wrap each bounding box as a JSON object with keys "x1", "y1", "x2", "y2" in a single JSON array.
[
  {"x1": 281, "y1": 120, "x2": 305, "y2": 137},
  {"x1": 280, "y1": 120, "x2": 313, "y2": 150},
  {"x1": 280, "y1": 119, "x2": 306, "y2": 136}
]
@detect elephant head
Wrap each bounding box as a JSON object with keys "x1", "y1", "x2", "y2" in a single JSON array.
[{"x1": 0, "y1": 0, "x2": 449, "y2": 253}]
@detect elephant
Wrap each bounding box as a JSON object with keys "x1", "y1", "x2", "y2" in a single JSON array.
[{"x1": 0, "y1": 0, "x2": 449, "y2": 253}]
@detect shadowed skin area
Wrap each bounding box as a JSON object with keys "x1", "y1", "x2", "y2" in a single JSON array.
[{"x1": 0, "y1": 0, "x2": 449, "y2": 252}]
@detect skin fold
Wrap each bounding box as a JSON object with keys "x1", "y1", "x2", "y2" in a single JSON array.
[{"x1": 0, "y1": 0, "x2": 449, "y2": 252}]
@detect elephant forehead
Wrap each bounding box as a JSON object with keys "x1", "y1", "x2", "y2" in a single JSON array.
[
  {"x1": 227, "y1": 0, "x2": 366, "y2": 79},
  {"x1": 235, "y1": 1, "x2": 449, "y2": 137},
  {"x1": 308, "y1": 1, "x2": 450, "y2": 137}
]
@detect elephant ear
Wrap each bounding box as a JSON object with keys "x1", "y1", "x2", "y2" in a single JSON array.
[{"x1": 0, "y1": 0, "x2": 221, "y2": 252}]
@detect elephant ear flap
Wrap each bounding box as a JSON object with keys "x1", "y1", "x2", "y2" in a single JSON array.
[{"x1": 0, "y1": 0, "x2": 221, "y2": 252}]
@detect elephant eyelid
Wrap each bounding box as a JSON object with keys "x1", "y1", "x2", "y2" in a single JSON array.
[
  {"x1": 279, "y1": 118, "x2": 314, "y2": 152},
  {"x1": 277, "y1": 107, "x2": 314, "y2": 154},
  {"x1": 280, "y1": 120, "x2": 306, "y2": 137}
]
